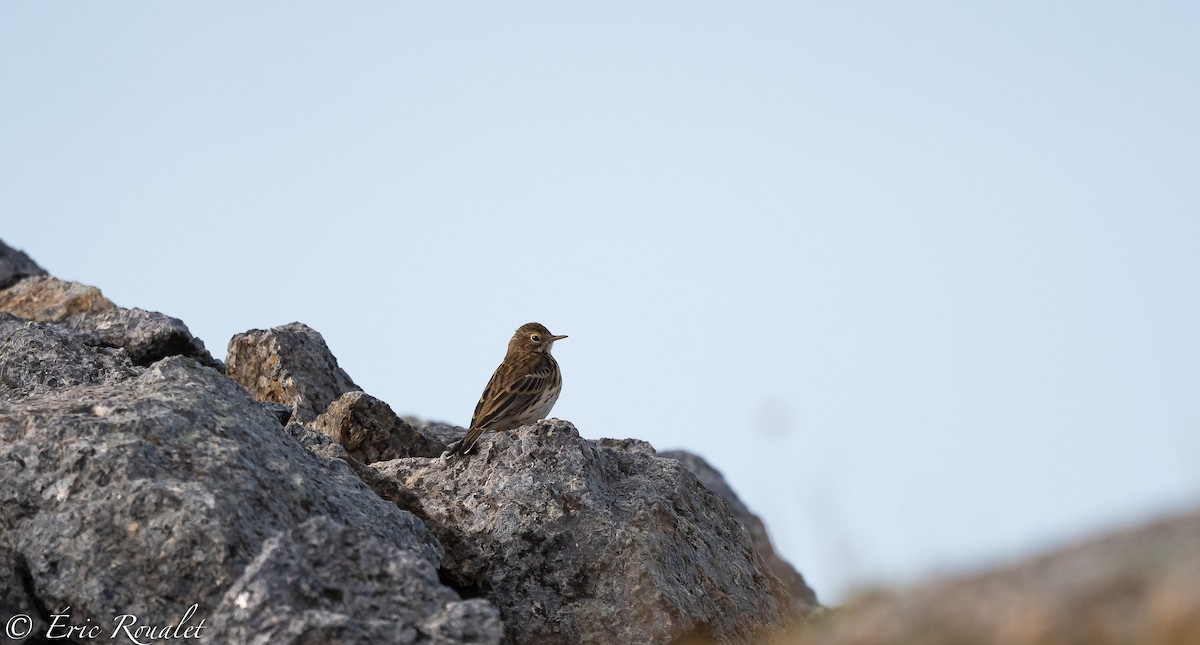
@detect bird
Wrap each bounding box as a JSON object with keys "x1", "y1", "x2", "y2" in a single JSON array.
[{"x1": 453, "y1": 322, "x2": 566, "y2": 455}]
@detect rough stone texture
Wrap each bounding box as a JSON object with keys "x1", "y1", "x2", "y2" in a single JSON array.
[
  {"x1": 0, "y1": 275, "x2": 114, "y2": 320},
  {"x1": 660, "y1": 450, "x2": 819, "y2": 609},
  {"x1": 0, "y1": 541, "x2": 47, "y2": 645},
  {"x1": 373, "y1": 420, "x2": 796, "y2": 645},
  {"x1": 0, "y1": 275, "x2": 220, "y2": 368},
  {"x1": 793, "y1": 507, "x2": 1200, "y2": 645},
  {"x1": 226, "y1": 322, "x2": 360, "y2": 423},
  {"x1": 208, "y1": 516, "x2": 503, "y2": 645},
  {"x1": 310, "y1": 391, "x2": 447, "y2": 462},
  {"x1": 0, "y1": 240, "x2": 47, "y2": 290},
  {"x1": 62, "y1": 306, "x2": 221, "y2": 368},
  {"x1": 284, "y1": 422, "x2": 430, "y2": 523},
  {"x1": 0, "y1": 354, "x2": 441, "y2": 633},
  {"x1": 0, "y1": 319, "x2": 140, "y2": 399}
]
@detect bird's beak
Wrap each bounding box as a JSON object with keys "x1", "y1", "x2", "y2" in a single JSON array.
[{"x1": 549, "y1": 334, "x2": 568, "y2": 342}]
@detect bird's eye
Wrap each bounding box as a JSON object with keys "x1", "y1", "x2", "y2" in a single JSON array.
[{"x1": 530, "y1": 334, "x2": 541, "y2": 342}]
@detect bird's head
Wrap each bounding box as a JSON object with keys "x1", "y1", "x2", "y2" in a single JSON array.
[{"x1": 509, "y1": 322, "x2": 567, "y2": 354}]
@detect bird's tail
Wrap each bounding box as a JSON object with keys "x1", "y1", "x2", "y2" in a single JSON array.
[{"x1": 456, "y1": 426, "x2": 487, "y2": 455}]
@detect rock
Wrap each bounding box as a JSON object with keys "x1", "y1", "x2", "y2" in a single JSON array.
[
  {"x1": 62, "y1": 306, "x2": 221, "y2": 368},
  {"x1": 285, "y1": 422, "x2": 430, "y2": 523},
  {"x1": 0, "y1": 276, "x2": 220, "y2": 368},
  {"x1": 0, "y1": 275, "x2": 114, "y2": 320},
  {"x1": 0, "y1": 542, "x2": 47, "y2": 645},
  {"x1": 208, "y1": 516, "x2": 503, "y2": 645},
  {"x1": 0, "y1": 240, "x2": 47, "y2": 290},
  {"x1": 0, "y1": 354, "x2": 441, "y2": 634},
  {"x1": 403, "y1": 417, "x2": 468, "y2": 446},
  {"x1": 594, "y1": 436, "x2": 658, "y2": 456},
  {"x1": 226, "y1": 322, "x2": 360, "y2": 423},
  {"x1": 372, "y1": 420, "x2": 797, "y2": 645},
  {"x1": 311, "y1": 391, "x2": 447, "y2": 462},
  {"x1": 0, "y1": 312, "x2": 26, "y2": 340},
  {"x1": 0, "y1": 320, "x2": 140, "y2": 399},
  {"x1": 660, "y1": 450, "x2": 819, "y2": 609},
  {"x1": 794, "y1": 507, "x2": 1200, "y2": 645}
]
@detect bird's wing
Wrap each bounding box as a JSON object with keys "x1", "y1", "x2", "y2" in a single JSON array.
[{"x1": 469, "y1": 358, "x2": 556, "y2": 431}]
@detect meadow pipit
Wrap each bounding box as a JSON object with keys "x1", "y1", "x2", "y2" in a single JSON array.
[{"x1": 453, "y1": 322, "x2": 566, "y2": 455}]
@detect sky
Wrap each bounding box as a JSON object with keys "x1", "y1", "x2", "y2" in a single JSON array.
[{"x1": 2, "y1": 3, "x2": 1198, "y2": 602}]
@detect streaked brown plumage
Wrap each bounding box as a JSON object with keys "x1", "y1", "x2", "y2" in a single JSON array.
[{"x1": 455, "y1": 322, "x2": 566, "y2": 455}]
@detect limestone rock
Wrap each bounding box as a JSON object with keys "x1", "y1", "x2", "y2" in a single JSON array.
[
  {"x1": 0, "y1": 354, "x2": 440, "y2": 633},
  {"x1": 0, "y1": 240, "x2": 47, "y2": 290},
  {"x1": 660, "y1": 449, "x2": 819, "y2": 609},
  {"x1": 373, "y1": 420, "x2": 796, "y2": 645},
  {"x1": 310, "y1": 391, "x2": 447, "y2": 462},
  {"x1": 208, "y1": 516, "x2": 502, "y2": 645},
  {"x1": 226, "y1": 322, "x2": 360, "y2": 423}
]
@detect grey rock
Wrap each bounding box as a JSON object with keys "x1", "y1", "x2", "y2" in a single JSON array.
[
  {"x1": 0, "y1": 312, "x2": 26, "y2": 340},
  {"x1": 62, "y1": 306, "x2": 221, "y2": 369},
  {"x1": 208, "y1": 516, "x2": 502, "y2": 645},
  {"x1": 226, "y1": 322, "x2": 360, "y2": 423},
  {"x1": 373, "y1": 420, "x2": 797, "y2": 645},
  {"x1": 0, "y1": 276, "x2": 219, "y2": 368},
  {"x1": 0, "y1": 541, "x2": 47, "y2": 645},
  {"x1": 284, "y1": 422, "x2": 431, "y2": 532},
  {"x1": 261, "y1": 401, "x2": 294, "y2": 425},
  {"x1": 311, "y1": 391, "x2": 447, "y2": 462},
  {"x1": 0, "y1": 241, "x2": 46, "y2": 291},
  {"x1": 594, "y1": 436, "x2": 658, "y2": 456},
  {"x1": 403, "y1": 418, "x2": 468, "y2": 447},
  {"x1": 660, "y1": 449, "x2": 820, "y2": 609},
  {"x1": 0, "y1": 354, "x2": 441, "y2": 635},
  {"x1": 0, "y1": 320, "x2": 140, "y2": 399}
]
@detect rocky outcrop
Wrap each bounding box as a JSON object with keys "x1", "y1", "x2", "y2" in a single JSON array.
[
  {"x1": 794, "y1": 507, "x2": 1200, "y2": 645},
  {"x1": 0, "y1": 238, "x2": 812, "y2": 645},
  {"x1": 660, "y1": 450, "x2": 819, "y2": 608},
  {"x1": 225, "y1": 322, "x2": 360, "y2": 423},
  {"x1": 373, "y1": 421, "x2": 801, "y2": 645}
]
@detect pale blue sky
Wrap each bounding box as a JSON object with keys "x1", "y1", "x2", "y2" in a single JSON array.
[{"x1": 3, "y1": 3, "x2": 1198, "y2": 602}]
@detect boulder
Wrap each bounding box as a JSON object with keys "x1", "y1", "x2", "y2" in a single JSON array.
[
  {"x1": 310, "y1": 391, "x2": 447, "y2": 462},
  {"x1": 373, "y1": 420, "x2": 796, "y2": 645},
  {"x1": 225, "y1": 322, "x2": 360, "y2": 423}
]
